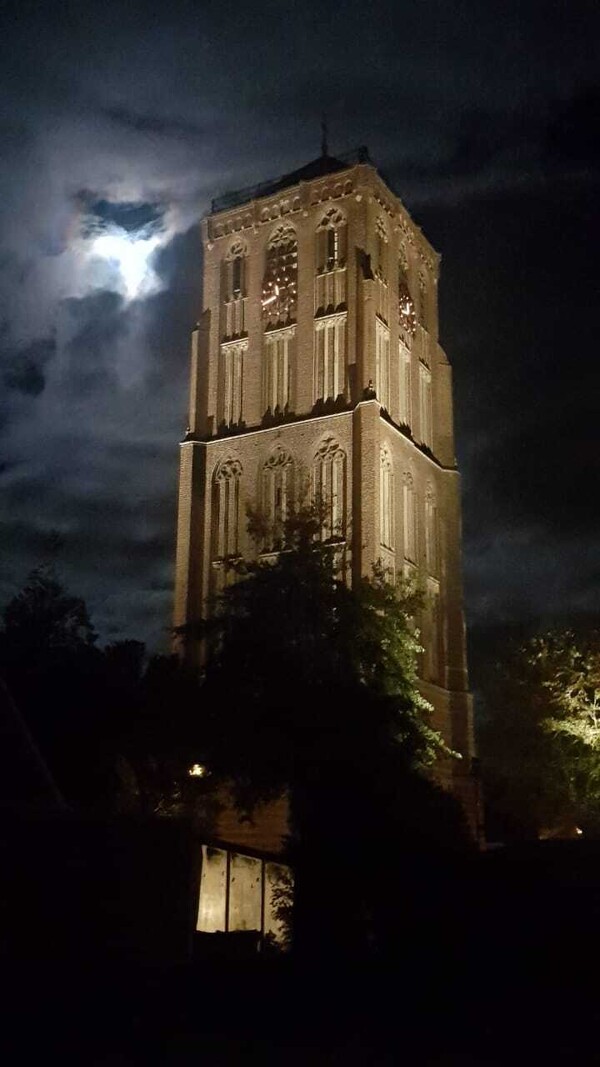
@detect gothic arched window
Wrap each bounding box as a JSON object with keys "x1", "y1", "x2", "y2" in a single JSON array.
[
  {"x1": 375, "y1": 217, "x2": 388, "y2": 280},
  {"x1": 375, "y1": 216, "x2": 389, "y2": 323},
  {"x1": 380, "y1": 447, "x2": 394, "y2": 550},
  {"x1": 375, "y1": 319, "x2": 390, "y2": 411},
  {"x1": 222, "y1": 241, "x2": 247, "y2": 338},
  {"x1": 418, "y1": 268, "x2": 427, "y2": 326},
  {"x1": 425, "y1": 484, "x2": 439, "y2": 577},
  {"x1": 402, "y1": 471, "x2": 417, "y2": 563},
  {"x1": 315, "y1": 208, "x2": 347, "y2": 314},
  {"x1": 424, "y1": 579, "x2": 441, "y2": 682},
  {"x1": 399, "y1": 339, "x2": 412, "y2": 428},
  {"x1": 398, "y1": 251, "x2": 417, "y2": 344},
  {"x1": 262, "y1": 226, "x2": 298, "y2": 328},
  {"x1": 212, "y1": 458, "x2": 242, "y2": 561},
  {"x1": 419, "y1": 362, "x2": 433, "y2": 449},
  {"x1": 262, "y1": 447, "x2": 293, "y2": 549},
  {"x1": 316, "y1": 208, "x2": 347, "y2": 272},
  {"x1": 313, "y1": 437, "x2": 346, "y2": 541}
]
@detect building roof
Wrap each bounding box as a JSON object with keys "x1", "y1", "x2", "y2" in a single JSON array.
[{"x1": 211, "y1": 146, "x2": 371, "y2": 214}]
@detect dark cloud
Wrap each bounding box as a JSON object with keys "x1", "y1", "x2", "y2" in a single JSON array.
[
  {"x1": 78, "y1": 194, "x2": 166, "y2": 237},
  {"x1": 102, "y1": 105, "x2": 206, "y2": 141},
  {"x1": 2, "y1": 336, "x2": 55, "y2": 396},
  {"x1": 545, "y1": 87, "x2": 600, "y2": 168}
]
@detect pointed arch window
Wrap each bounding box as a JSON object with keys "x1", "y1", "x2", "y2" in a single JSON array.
[
  {"x1": 418, "y1": 268, "x2": 428, "y2": 326},
  {"x1": 375, "y1": 216, "x2": 389, "y2": 323},
  {"x1": 375, "y1": 320, "x2": 391, "y2": 411},
  {"x1": 419, "y1": 362, "x2": 433, "y2": 449},
  {"x1": 424, "y1": 578, "x2": 441, "y2": 682},
  {"x1": 313, "y1": 437, "x2": 346, "y2": 541},
  {"x1": 316, "y1": 208, "x2": 346, "y2": 272},
  {"x1": 380, "y1": 447, "x2": 394, "y2": 551},
  {"x1": 262, "y1": 447, "x2": 294, "y2": 549},
  {"x1": 315, "y1": 208, "x2": 347, "y2": 314},
  {"x1": 399, "y1": 340, "x2": 412, "y2": 428},
  {"x1": 398, "y1": 261, "x2": 417, "y2": 346},
  {"x1": 262, "y1": 226, "x2": 297, "y2": 328},
  {"x1": 222, "y1": 241, "x2": 247, "y2": 339},
  {"x1": 212, "y1": 458, "x2": 242, "y2": 561},
  {"x1": 402, "y1": 471, "x2": 417, "y2": 563},
  {"x1": 425, "y1": 484, "x2": 439, "y2": 577}
]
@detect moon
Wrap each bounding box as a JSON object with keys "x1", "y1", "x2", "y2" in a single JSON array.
[{"x1": 91, "y1": 230, "x2": 161, "y2": 300}]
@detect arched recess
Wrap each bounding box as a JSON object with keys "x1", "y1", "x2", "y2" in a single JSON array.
[
  {"x1": 222, "y1": 240, "x2": 248, "y2": 338},
  {"x1": 313, "y1": 436, "x2": 346, "y2": 541},
  {"x1": 316, "y1": 208, "x2": 347, "y2": 272},
  {"x1": 211, "y1": 458, "x2": 242, "y2": 561},
  {"x1": 380, "y1": 446, "x2": 394, "y2": 551},
  {"x1": 261, "y1": 447, "x2": 294, "y2": 549},
  {"x1": 402, "y1": 470, "x2": 417, "y2": 564},
  {"x1": 425, "y1": 483, "x2": 439, "y2": 577},
  {"x1": 315, "y1": 207, "x2": 347, "y2": 315},
  {"x1": 262, "y1": 225, "x2": 298, "y2": 328}
]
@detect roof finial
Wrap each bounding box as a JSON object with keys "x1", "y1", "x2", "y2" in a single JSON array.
[{"x1": 321, "y1": 114, "x2": 328, "y2": 158}]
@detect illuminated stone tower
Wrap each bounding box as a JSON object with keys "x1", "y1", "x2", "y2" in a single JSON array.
[{"x1": 174, "y1": 147, "x2": 479, "y2": 834}]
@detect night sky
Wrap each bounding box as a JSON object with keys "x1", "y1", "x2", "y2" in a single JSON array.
[{"x1": 0, "y1": 0, "x2": 598, "y2": 652}]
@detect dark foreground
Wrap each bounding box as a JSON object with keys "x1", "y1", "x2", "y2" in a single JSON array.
[
  {"x1": 3, "y1": 951, "x2": 599, "y2": 1065},
  {"x1": 2, "y1": 816, "x2": 599, "y2": 1063}
]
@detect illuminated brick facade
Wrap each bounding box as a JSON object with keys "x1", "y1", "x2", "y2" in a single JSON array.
[{"x1": 174, "y1": 150, "x2": 479, "y2": 839}]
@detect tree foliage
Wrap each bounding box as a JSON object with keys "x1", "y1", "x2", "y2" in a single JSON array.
[
  {"x1": 185, "y1": 506, "x2": 468, "y2": 953},
  {"x1": 0, "y1": 566, "x2": 212, "y2": 822},
  {"x1": 194, "y1": 507, "x2": 451, "y2": 809},
  {"x1": 478, "y1": 626, "x2": 600, "y2": 838}
]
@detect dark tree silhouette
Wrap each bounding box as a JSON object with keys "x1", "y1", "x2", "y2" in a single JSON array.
[{"x1": 184, "y1": 507, "x2": 469, "y2": 956}]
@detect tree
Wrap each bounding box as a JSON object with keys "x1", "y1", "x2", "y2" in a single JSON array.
[
  {"x1": 478, "y1": 627, "x2": 600, "y2": 839},
  {"x1": 1, "y1": 564, "x2": 97, "y2": 658},
  {"x1": 0, "y1": 566, "x2": 216, "y2": 821},
  {"x1": 185, "y1": 506, "x2": 468, "y2": 955}
]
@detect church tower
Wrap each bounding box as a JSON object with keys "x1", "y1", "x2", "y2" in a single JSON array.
[{"x1": 174, "y1": 147, "x2": 478, "y2": 834}]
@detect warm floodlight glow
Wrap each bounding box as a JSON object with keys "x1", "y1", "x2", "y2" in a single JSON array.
[
  {"x1": 92, "y1": 231, "x2": 160, "y2": 299},
  {"x1": 188, "y1": 763, "x2": 208, "y2": 778}
]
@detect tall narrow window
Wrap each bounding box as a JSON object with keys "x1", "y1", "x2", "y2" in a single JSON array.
[
  {"x1": 315, "y1": 209, "x2": 347, "y2": 313},
  {"x1": 424, "y1": 579, "x2": 441, "y2": 682},
  {"x1": 375, "y1": 320, "x2": 390, "y2": 411},
  {"x1": 399, "y1": 341, "x2": 412, "y2": 428},
  {"x1": 419, "y1": 362, "x2": 433, "y2": 448},
  {"x1": 402, "y1": 471, "x2": 417, "y2": 563},
  {"x1": 262, "y1": 447, "x2": 293, "y2": 549},
  {"x1": 314, "y1": 314, "x2": 346, "y2": 403},
  {"x1": 375, "y1": 217, "x2": 388, "y2": 280},
  {"x1": 264, "y1": 328, "x2": 294, "y2": 414},
  {"x1": 262, "y1": 226, "x2": 297, "y2": 328},
  {"x1": 398, "y1": 282, "x2": 416, "y2": 343},
  {"x1": 222, "y1": 242, "x2": 247, "y2": 339},
  {"x1": 425, "y1": 484, "x2": 439, "y2": 577},
  {"x1": 375, "y1": 216, "x2": 389, "y2": 323},
  {"x1": 380, "y1": 447, "x2": 394, "y2": 550},
  {"x1": 220, "y1": 340, "x2": 246, "y2": 428},
  {"x1": 313, "y1": 437, "x2": 346, "y2": 541},
  {"x1": 418, "y1": 268, "x2": 427, "y2": 326},
  {"x1": 212, "y1": 458, "x2": 242, "y2": 560}
]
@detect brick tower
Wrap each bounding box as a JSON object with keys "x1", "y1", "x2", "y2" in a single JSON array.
[{"x1": 174, "y1": 147, "x2": 479, "y2": 839}]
